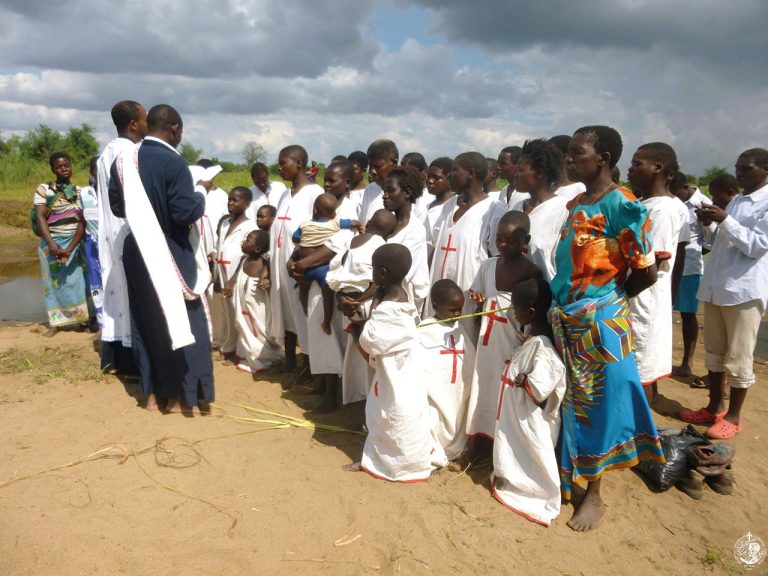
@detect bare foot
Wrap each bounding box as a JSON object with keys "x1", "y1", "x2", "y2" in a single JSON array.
[
  {"x1": 567, "y1": 490, "x2": 605, "y2": 532},
  {"x1": 321, "y1": 321, "x2": 332, "y2": 336},
  {"x1": 197, "y1": 401, "x2": 212, "y2": 415},
  {"x1": 43, "y1": 327, "x2": 58, "y2": 338},
  {"x1": 145, "y1": 394, "x2": 160, "y2": 411},
  {"x1": 343, "y1": 462, "x2": 361, "y2": 472},
  {"x1": 672, "y1": 364, "x2": 692, "y2": 377},
  {"x1": 164, "y1": 399, "x2": 183, "y2": 414}
]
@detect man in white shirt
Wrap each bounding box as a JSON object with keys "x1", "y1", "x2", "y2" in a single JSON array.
[
  {"x1": 96, "y1": 100, "x2": 147, "y2": 377},
  {"x1": 245, "y1": 161, "x2": 287, "y2": 220},
  {"x1": 670, "y1": 173, "x2": 712, "y2": 377},
  {"x1": 680, "y1": 148, "x2": 768, "y2": 439}
]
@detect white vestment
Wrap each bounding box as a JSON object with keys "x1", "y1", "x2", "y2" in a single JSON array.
[
  {"x1": 387, "y1": 217, "x2": 430, "y2": 313},
  {"x1": 327, "y1": 235, "x2": 385, "y2": 404},
  {"x1": 305, "y1": 195, "x2": 359, "y2": 375},
  {"x1": 205, "y1": 187, "x2": 230, "y2": 247},
  {"x1": 466, "y1": 257, "x2": 524, "y2": 439},
  {"x1": 491, "y1": 185, "x2": 530, "y2": 210},
  {"x1": 97, "y1": 137, "x2": 136, "y2": 345},
  {"x1": 211, "y1": 217, "x2": 257, "y2": 352},
  {"x1": 492, "y1": 335, "x2": 566, "y2": 527},
  {"x1": 554, "y1": 182, "x2": 586, "y2": 201},
  {"x1": 268, "y1": 184, "x2": 324, "y2": 347},
  {"x1": 359, "y1": 301, "x2": 435, "y2": 482},
  {"x1": 630, "y1": 195, "x2": 684, "y2": 384},
  {"x1": 359, "y1": 181, "x2": 428, "y2": 226},
  {"x1": 425, "y1": 196, "x2": 507, "y2": 316},
  {"x1": 245, "y1": 180, "x2": 288, "y2": 220},
  {"x1": 417, "y1": 318, "x2": 476, "y2": 462},
  {"x1": 233, "y1": 260, "x2": 283, "y2": 372},
  {"x1": 508, "y1": 196, "x2": 569, "y2": 282}
]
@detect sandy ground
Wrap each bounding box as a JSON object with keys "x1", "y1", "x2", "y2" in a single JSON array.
[{"x1": 0, "y1": 320, "x2": 766, "y2": 576}]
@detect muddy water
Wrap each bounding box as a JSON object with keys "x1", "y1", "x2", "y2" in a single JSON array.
[{"x1": 0, "y1": 259, "x2": 46, "y2": 322}]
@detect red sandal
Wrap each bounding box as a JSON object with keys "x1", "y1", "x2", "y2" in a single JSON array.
[
  {"x1": 705, "y1": 419, "x2": 742, "y2": 439},
  {"x1": 678, "y1": 407, "x2": 725, "y2": 425}
]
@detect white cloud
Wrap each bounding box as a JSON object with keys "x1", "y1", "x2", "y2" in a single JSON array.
[{"x1": 0, "y1": 0, "x2": 764, "y2": 176}]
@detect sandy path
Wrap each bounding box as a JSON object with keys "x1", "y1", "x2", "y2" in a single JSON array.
[{"x1": 0, "y1": 322, "x2": 765, "y2": 575}]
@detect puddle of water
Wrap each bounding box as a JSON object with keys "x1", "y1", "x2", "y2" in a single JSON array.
[{"x1": 0, "y1": 259, "x2": 46, "y2": 322}]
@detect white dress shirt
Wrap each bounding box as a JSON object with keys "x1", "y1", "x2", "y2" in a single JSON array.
[{"x1": 697, "y1": 183, "x2": 768, "y2": 314}]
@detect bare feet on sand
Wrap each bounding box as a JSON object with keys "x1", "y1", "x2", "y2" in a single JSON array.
[
  {"x1": 567, "y1": 488, "x2": 605, "y2": 532},
  {"x1": 145, "y1": 394, "x2": 160, "y2": 411},
  {"x1": 343, "y1": 462, "x2": 361, "y2": 472},
  {"x1": 672, "y1": 364, "x2": 692, "y2": 377}
]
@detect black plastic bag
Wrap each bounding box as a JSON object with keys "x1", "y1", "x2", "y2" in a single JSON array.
[{"x1": 636, "y1": 425, "x2": 711, "y2": 491}]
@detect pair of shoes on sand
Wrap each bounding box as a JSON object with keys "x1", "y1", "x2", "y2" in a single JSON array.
[
  {"x1": 678, "y1": 407, "x2": 742, "y2": 439},
  {"x1": 677, "y1": 442, "x2": 736, "y2": 498}
]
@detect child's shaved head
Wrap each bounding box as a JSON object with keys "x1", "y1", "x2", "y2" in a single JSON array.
[
  {"x1": 313, "y1": 193, "x2": 338, "y2": 219},
  {"x1": 431, "y1": 279, "x2": 464, "y2": 306},
  {"x1": 498, "y1": 209, "x2": 531, "y2": 234},
  {"x1": 372, "y1": 244, "x2": 411, "y2": 285},
  {"x1": 366, "y1": 209, "x2": 397, "y2": 239}
]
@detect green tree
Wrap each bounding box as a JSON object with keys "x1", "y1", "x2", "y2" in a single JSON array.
[
  {"x1": 180, "y1": 141, "x2": 203, "y2": 164},
  {"x1": 21, "y1": 124, "x2": 63, "y2": 161},
  {"x1": 62, "y1": 123, "x2": 99, "y2": 162},
  {"x1": 699, "y1": 166, "x2": 728, "y2": 186}
]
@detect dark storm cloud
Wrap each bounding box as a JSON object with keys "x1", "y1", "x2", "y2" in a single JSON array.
[
  {"x1": 412, "y1": 0, "x2": 766, "y2": 82},
  {"x1": 0, "y1": 0, "x2": 379, "y2": 79}
]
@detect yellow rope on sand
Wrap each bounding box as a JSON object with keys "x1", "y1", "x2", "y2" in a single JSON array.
[
  {"x1": 214, "y1": 402, "x2": 365, "y2": 436},
  {"x1": 416, "y1": 305, "x2": 514, "y2": 328}
]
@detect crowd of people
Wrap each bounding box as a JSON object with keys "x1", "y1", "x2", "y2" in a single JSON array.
[{"x1": 33, "y1": 99, "x2": 768, "y2": 532}]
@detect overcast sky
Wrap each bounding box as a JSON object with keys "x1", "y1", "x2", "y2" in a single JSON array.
[{"x1": 0, "y1": 0, "x2": 765, "y2": 175}]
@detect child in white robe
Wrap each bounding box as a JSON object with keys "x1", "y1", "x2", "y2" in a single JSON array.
[
  {"x1": 626, "y1": 144, "x2": 686, "y2": 404},
  {"x1": 212, "y1": 187, "x2": 257, "y2": 360},
  {"x1": 492, "y1": 277, "x2": 566, "y2": 527},
  {"x1": 327, "y1": 209, "x2": 397, "y2": 405},
  {"x1": 418, "y1": 279, "x2": 476, "y2": 465},
  {"x1": 466, "y1": 211, "x2": 542, "y2": 441},
  {"x1": 233, "y1": 230, "x2": 282, "y2": 374},
  {"x1": 426, "y1": 153, "x2": 507, "y2": 320},
  {"x1": 347, "y1": 244, "x2": 435, "y2": 482}
]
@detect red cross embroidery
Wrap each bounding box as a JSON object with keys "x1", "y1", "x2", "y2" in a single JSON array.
[
  {"x1": 481, "y1": 299, "x2": 508, "y2": 346},
  {"x1": 438, "y1": 233, "x2": 457, "y2": 279},
  {"x1": 276, "y1": 211, "x2": 291, "y2": 249},
  {"x1": 497, "y1": 360, "x2": 514, "y2": 421},
  {"x1": 440, "y1": 335, "x2": 464, "y2": 384}
]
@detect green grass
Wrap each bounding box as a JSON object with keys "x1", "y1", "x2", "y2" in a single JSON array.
[{"x1": 0, "y1": 345, "x2": 110, "y2": 385}]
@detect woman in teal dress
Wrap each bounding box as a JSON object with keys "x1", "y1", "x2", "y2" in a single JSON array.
[
  {"x1": 549, "y1": 126, "x2": 664, "y2": 532},
  {"x1": 34, "y1": 152, "x2": 88, "y2": 337}
]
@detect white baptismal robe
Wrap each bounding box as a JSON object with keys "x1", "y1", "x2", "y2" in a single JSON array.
[
  {"x1": 387, "y1": 217, "x2": 430, "y2": 313},
  {"x1": 630, "y1": 195, "x2": 684, "y2": 384},
  {"x1": 492, "y1": 335, "x2": 566, "y2": 527},
  {"x1": 233, "y1": 262, "x2": 282, "y2": 372},
  {"x1": 425, "y1": 195, "x2": 506, "y2": 316},
  {"x1": 360, "y1": 301, "x2": 435, "y2": 482},
  {"x1": 268, "y1": 184, "x2": 324, "y2": 346},
  {"x1": 466, "y1": 258, "x2": 524, "y2": 439},
  {"x1": 508, "y1": 195, "x2": 569, "y2": 282},
  {"x1": 305, "y1": 195, "x2": 359, "y2": 375},
  {"x1": 554, "y1": 182, "x2": 586, "y2": 201},
  {"x1": 97, "y1": 137, "x2": 136, "y2": 345},
  {"x1": 211, "y1": 218, "x2": 257, "y2": 351},
  {"x1": 326, "y1": 235, "x2": 385, "y2": 404},
  {"x1": 418, "y1": 318, "x2": 476, "y2": 462}
]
